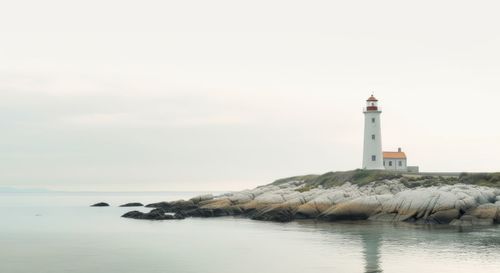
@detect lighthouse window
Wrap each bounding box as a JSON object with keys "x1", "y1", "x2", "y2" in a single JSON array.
[
  {"x1": 371, "y1": 155, "x2": 376, "y2": 161},
  {"x1": 372, "y1": 118, "x2": 375, "y2": 123},
  {"x1": 372, "y1": 134, "x2": 375, "y2": 140}
]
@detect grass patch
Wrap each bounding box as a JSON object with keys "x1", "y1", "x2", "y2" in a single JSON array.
[
  {"x1": 458, "y1": 173, "x2": 500, "y2": 187},
  {"x1": 295, "y1": 184, "x2": 315, "y2": 193},
  {"x1": 400, "y1": 176, "x2": 458, "y2": 188},
  {"x1": 272, "y1": 170, "x2": 500, "y2": 189},
  {"x1": 273, "y1": 169, "x2": 402, "y2": 189}
]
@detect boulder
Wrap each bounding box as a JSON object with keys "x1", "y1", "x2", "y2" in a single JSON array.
[
  {"x1": 183, "y1": 206, "x2": 242, "y2": 218},
  {"x1": 426, "y1": 209, "x2": 461, "y2": 224},
  {"x1": 295, "y1": 189, "x2": 358, "y2": 218},
  {"x1": 122, "y1": 209, "x2": 185, "y2": 220},
  {"x1": 200, "y1": 198, "x2": 233, "y2": 209},
  {"x1": 295, "y1": 202, "x2": 327, "y2": 219},
  {"x1": 466, "y1": 203, "x2": 500, "y2": 223},
  {"x1": 320, "y1": 195, "x2": 391, "y2": 221},
  {"x1": 119, "y1": 202, "x2": 143, "y2": 207},
  {"x1": 91, "y1": 202, "x2": 109, "y2": 207},
  {"x1": 251, "y1": 205, "x2": 296, "y2": 222},
  {"x1": 378, "y1": 186, "x2": 496, "y2": 223},
  {"x1": 190, "y1": 194, "x2": 215, "y2": 204}
]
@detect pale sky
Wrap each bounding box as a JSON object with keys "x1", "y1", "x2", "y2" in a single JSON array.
[{"x1": 1, "y1": 1, "x2": 499, "y2": 191}]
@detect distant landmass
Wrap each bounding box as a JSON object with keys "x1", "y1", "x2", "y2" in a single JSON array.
[{"x1": 0, "y1": 186, "x2": 51, "y2": 193}]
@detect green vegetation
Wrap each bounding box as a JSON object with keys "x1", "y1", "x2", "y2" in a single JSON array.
[
  {"x1": 274, "y1": 169, "x2": 403, "y2": 189},
  {"x1": 458, "y1": 173, "x2": 500, "y2": 187},
  {"x1": 295, "y1": 184, "x2": 315, "y2": 193},
  {"x1": 400, "y1": 176, "x2": 458, "y2": 188},
  {"x1": 274, "y1": 170, "x2": 500, "y2": 189}
]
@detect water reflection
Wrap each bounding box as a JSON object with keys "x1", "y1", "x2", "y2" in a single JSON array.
[
  {"x1": 361, "y1": 231, "x2": 382, "y2": 273},
  {"x1": 292, "y1": 220, "x2": 500, "y2": 273}
]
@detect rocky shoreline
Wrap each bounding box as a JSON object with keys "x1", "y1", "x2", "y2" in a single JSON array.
[{"x1": 118, "y1": 170, "x2": 500, "y2": 227}]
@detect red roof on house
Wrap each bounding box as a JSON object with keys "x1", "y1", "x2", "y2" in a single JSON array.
[
  {"x1": 367, "y1": 95, "x2": 378, "y2": 102},
  {"x1": 383, "y1": 151, "x2": 407, "y2": 159}
]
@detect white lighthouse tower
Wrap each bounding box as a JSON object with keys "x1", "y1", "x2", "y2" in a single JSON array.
[{"x1": 362, "y1": 95, "x2": 384, "y2": 170}]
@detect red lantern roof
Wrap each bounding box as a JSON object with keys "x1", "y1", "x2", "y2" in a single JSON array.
[{"x1": 367, "y1": 95, "x2": 378, "y2": 102}]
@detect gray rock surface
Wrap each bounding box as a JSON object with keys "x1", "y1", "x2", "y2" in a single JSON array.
[
  {"x1": 190, "y1": 194, "x2": 214, "y2": 204},
  {"x1": 122, "y1": 175, "x2": 500, "y2": 225},
  {"x1": 199, "y1": 179, "x2": 499, "y2": 225}
]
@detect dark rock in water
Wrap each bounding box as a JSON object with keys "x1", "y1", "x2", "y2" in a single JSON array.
[
  {"x1": 122, "y1": 211, "x2": 144, "y2": 218},
  {"x1": 426, "y1": 209, "x2": 461, "y2": 224},
  {"x1": 119, "y1": 202, "x2": 144, "y2": 207},
  {"x1": 183, "y1": 206, "x2": 242, "y2": 218},
  {"x1": 122, "y1": 209, "x2": 185, "y2": 221},
  {"x1": 146, "y1": 200, "x2": 198, "y2": 212},
  {"x1": 450, "y1": 215, "x2": 494, "y2": 227},
  {"x1": 467, "y1": 203, "x2": 500, "y2": 224},
  {"x1": 91, "y1": 202, "x2": 110, "y2": 207},
  {"x1": 145, "y1": 201, "x2": 170, "y2": 208},
  {"x1": 294, "y1": 211, "x2": 314, "y2": 220}
]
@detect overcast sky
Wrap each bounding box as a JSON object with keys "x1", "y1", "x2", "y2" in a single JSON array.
[{"x1": 1, "y1": 1, "x2": 499, "y2": 191}]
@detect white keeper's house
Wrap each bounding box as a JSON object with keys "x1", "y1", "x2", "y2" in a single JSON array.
[{"x1": 362, "y1": 95, "x2": 419, "y2": 173}]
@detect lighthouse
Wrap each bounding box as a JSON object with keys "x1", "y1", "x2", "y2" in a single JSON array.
[{"x1": 362, "y1": 95, "x2": 384, "y2": 170}]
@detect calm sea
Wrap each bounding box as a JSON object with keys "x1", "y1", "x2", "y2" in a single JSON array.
[{"x1": 1, "y1": 191, "x2": 499, "y2": 273}]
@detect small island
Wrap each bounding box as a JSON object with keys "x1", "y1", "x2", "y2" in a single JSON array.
[
  {"x1": 122, "y1": 170, "x2": 500, "y2": 227},
  {"x1": 121, "y1": 96, "x2": 500, "y2": 227}
]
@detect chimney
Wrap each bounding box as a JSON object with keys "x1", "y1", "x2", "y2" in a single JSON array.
[{"x1": 398, "y1": 147, "x2": 402, "y2": 152}]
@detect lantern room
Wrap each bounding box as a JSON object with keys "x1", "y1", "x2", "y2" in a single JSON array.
[{"x1": 366, "y1": 95, "x2": 379, "y2": 111}]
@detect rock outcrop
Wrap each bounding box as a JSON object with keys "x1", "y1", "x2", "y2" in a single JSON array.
[
  {"x1": 146, "y1": 200, "x2": 198, "y2": 212},
  {"x1": 121, "y1": 171, "x2": 500, "y2": 225}
]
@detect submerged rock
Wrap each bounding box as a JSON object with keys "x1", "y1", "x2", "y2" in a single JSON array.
[
  {"x1": 465, "y1": 203, "x2": 500, "y2": 224},
  {"x1": 91, "y1": 202, "x2": 110, "y2": 207},
  {"x1": 450, "y1": 215, "x2": 494, "y2": 227},
  {"x1": 119, "y1": 202, "x2": 144, "y2": 207},
  {"x1": 425, "y1": 209, "x2": 461, "y2": 224}
]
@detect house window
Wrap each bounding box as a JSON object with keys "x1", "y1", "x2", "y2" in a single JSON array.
[
  {"x1": 371, "y1": 155, "x2": 376, "y2": 161},
  {"x1": 372, "y1": 118, "x2": 375, "y2": 123},
  {"x1": 383, "y1": 161, "x2": 385, "y2": 166},
  {"x1": 399, "y1": 161, "x2": 402, "y2": 167},
  {"x1": 372, "y1": 134, "x2": 375, "y2": 140},
  {"x1": 389, "y1": 161, "x2": 393, "y2": 167}
]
